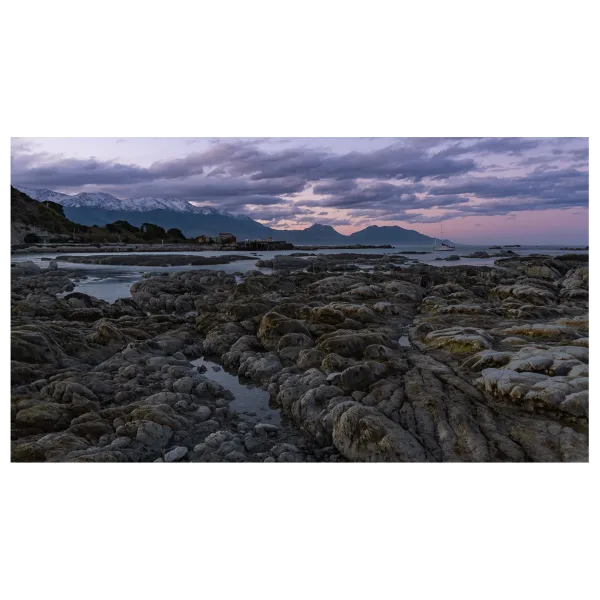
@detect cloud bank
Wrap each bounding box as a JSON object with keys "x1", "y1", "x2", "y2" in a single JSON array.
[{"x1": 11, "y1": 137, "x2": 588, "y2": 230}]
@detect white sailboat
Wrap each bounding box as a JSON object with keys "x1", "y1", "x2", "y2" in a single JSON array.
[{"x1": 433, "y1": 223, "x2": 455, "y2": 252}]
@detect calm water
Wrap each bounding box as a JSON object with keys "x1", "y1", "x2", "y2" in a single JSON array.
[
  {"x1": 12, "y1": 245, "x2": 587, "y2": 303},
  {"x1": 190, "y1": 357, "x2": 281, "y2": 426}
]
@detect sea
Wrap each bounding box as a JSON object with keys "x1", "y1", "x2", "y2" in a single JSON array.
[{"x1": 11, "y1": 245, "x2": 588, "y2": 303}]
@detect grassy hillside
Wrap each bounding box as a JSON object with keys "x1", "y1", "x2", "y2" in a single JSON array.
[{"x1": 10, "y1": 187, "x2": 191, "y2": 245}]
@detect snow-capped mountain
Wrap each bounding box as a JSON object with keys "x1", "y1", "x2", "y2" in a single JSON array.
[
  {"x1": 122, "y1": 196, "x2": 200, "y2": 213},
  {"x1": 119, "y1": 196, "x2": 237, "y2": 215},
  {"x1": 13, "y1": 186, "x2": 237, "y2": 217},
  {"x1": 16, "y1": 187, "x2": 71, "y2": 203},
  {"x1": 61, "y1": 192, "x2": 126, "y2": 211}
]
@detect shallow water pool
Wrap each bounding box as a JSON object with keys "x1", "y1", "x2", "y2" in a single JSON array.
[{"x1": 190, "y1": 357, "x2": 281, "y2": 426}]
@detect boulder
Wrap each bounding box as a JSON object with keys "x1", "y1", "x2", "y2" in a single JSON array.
[
  {"x1": 340, "y1": 362, "x2": 387, "y2": 392},
  {"x1": 257, "y1": 311, "x2": 311, "y2": 351},
  {"x1": 15, "y1": 402, "x2": 74, "y2": 432},
  {"x1": 164, "y1": 446, "x2": 189, "y2": 462},
  {"x1": 424, "y1": 327, "x2": 494, "y2": 352},
  {"x1": 331, "y1": 401, "x2": 427, "y2": 462},
  {"x1": 136, "y1": 421, "x2": 173, "y2": 450}
]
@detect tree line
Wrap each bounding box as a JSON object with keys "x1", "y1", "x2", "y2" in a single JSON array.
[{"x1": 25, "y1": 210, "x2": 188, "y2": 244}]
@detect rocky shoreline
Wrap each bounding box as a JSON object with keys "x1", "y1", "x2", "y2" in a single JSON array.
[{"x1": 11, "y1": 252, "x2": 589, "y2": 462}]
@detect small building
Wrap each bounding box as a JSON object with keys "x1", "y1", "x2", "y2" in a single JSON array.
[
  {"x1": 196, "y1": 233, "x2": 236, "y2": 245},
  {"x1": 216, "y1": 232, "x2": 236, "y2": 245}
]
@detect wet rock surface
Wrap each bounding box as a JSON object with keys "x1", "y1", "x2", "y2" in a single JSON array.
[{"x1": 11, "y1": 252, "x2": 588, "y2": 462}]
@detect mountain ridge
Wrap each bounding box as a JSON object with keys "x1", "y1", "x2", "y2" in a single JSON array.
[
  {"x1": 16, "y1": 186, "x2": 238, "y2": 217},
  {"x1": 13, "y1": 185, "x2": 444, "y2": 246}
]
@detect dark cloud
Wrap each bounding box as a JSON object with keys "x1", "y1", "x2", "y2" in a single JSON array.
[
  {"x1": 428, "y1": 167, "x2": 588, "y2": 211},
  {"x1": 306, "y1": 182, "x2": 465, "y2": 213},
  {"x1": 215, "y1": 194, "x2": 287, "y2": 206},
  {"x1": 307, "y1": 145, "x2": 476, "y2": 182},
  {"x1": 183, "y1": 177, "x2": 307, "y2": 198},
  {"x1": 465, "y1": 137, "x2": 542, "y2": 155},
  {"x1": 11, "y1": 139, "x2": 251, "y2": 187},
  {"x1": 11, "y1": 143, "x2": 309, "y2": 213},
  {"x1": 511, "y1": 139, "x2": 588, "y2": 168},
  {"x1": 434, "y1": 137, "x2": 543, "y2": 159},
  {"x1": 174, "y1": 140, "x2": 478, "y2": 182},
  {"x1": 12, "y1": 155, "x2": 152, "y2": 187},
  {"x1": 571, "y1": 148, "x2": 589, "y2": 161},
  {"x1": 11, "y1": 137, "x2": 589, "y2": 228},
  {"x1": 312, "y1": 180, "x2": 359, "y2": 195}
]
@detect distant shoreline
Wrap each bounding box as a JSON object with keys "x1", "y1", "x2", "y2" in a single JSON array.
[
  {"x1": 11, "y1": 241, "x2": 589, "y2": 255},
  {"x1": 11, "y1": 242, "x2": 395, "y2": 254},
  {"x1": 11, "y1": 243, "x2": 218, "y2": 254},
  {"x1": 289, "y1": 244, "x2": 393, "y2": 250}
]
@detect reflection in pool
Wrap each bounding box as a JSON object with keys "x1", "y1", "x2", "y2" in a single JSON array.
[{"x1": 190, "y1": 356, "x2": 281, "y2": 426}]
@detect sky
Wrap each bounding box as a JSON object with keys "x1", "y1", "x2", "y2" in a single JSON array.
[{"x1": 11, "y1": 137, "x2": 589, "y2": 244}]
